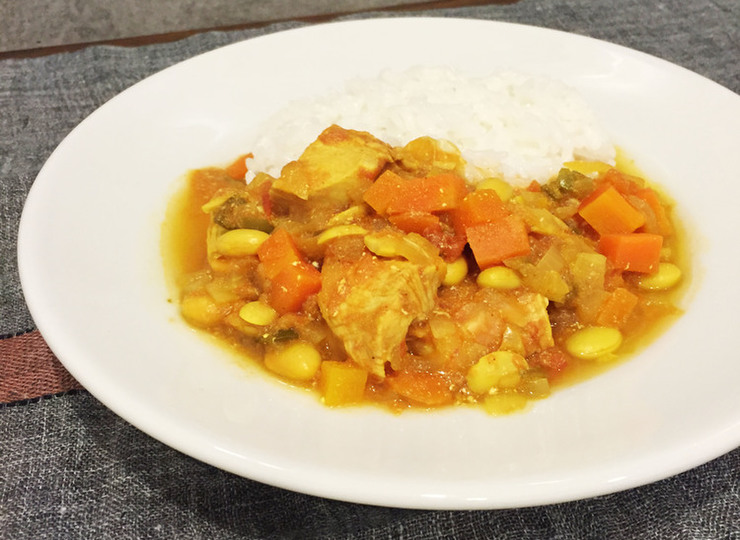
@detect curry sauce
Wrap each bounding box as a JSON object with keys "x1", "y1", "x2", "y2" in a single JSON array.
[{"x1": 162, "y1": 125, "x2": 687, "y2": 414}]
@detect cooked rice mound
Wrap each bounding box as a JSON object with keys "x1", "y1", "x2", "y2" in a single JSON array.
[{"x1": 246, "y1": 67, "x2": 615, "y2": 185}]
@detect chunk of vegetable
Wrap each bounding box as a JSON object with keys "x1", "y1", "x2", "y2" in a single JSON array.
[
  {"x1": 596, "y1": 288, "x2": 639, "y2": 328},
  {"x1": 601, "y1": 168, "x2": 645, "y2": 196},
  {"x1": 210, "y1": 194, "x2": 273, "y2": 232},
  {"x1": 518, "y1": 267, "x2": 570, "y2": 303},
  {"x1": 599, "y1": 233, "x2": 663, "y2": 273},
  {"x1": 569, "y1": 252, "x2": 607, "y2": 321},
  {"x1": 320, "y1": 361, "x2": 368, "y2": 406},
  {"x1": 267, "y1": 260, "x2": 322, "y2": 314},
  {"x1": 578, "y1": 185, "x2": 645, "y2": 235},
  {"x1": 361, "y1": 170, "x2": 405, "y2": 214},
  {"x1": 529, "y1": 347, "x2": 568, "y2": 375},
  {"x1": 421, "y1": 213, "x2": 467, "y2": 262},
  {"x1": 256, "y1": 228, "x2": 322, "y2": 313},
  {"x1": 403, "y1": 173, "x2": 468, "y2": 213},
  {"x1": 466, "y1": 215, "x2": 530, "y2": 268},
  {"x1": 635, "y1": 188, "x2": 673, "y2": 236},
  {"x1": 224, "y1": 153, "x2": 252, "y2": 180},
  {"x1": 386, "y1": 371, "x2": 455, "y2": 407},
  {"x1": 388, "y1": 212, "x2": 442, "y2": 235},
  {"x1": 363, "y1": 171, "x2": 468, "y2": 215},
  {"x1": 476, "y1": 177, "x2": 513, "y2": 201},
  {"x1": 453, "y1": 190, "x2": 509, "y2": 230},
  {"x1": 519, "y1": 376, "x2": 551, "y2": 399},
  {"x1": 543, "y1": 168, "x2": 594, "y2": 200},
  {"x1": 257, "y1": 228, "x2": 304, "y2": 279}
]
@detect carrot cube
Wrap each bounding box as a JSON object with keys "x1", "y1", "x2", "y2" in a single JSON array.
[
  {"x1": 579, "y1": 186, "x2": 645, "y2": 235},
  {"x1": 466, "y1": 215, "x2": 531, "y2": 268},
  {"x1": 267, "y1": 260, "x2": 322, "y2": 314},
  {"x1": 363, "y1": 171, "x2": 468, "y2": 215},
  {"x1": 388, "y1": 212, "x2": 442, "y2": 235},
  {"x1": 362, "y1": 170, "x2": 405, "y2": 214},
  {"x1": 401, "y1": 173, "x2": 468, "y2": 214},
  {"x1": 257, "y1": 228, "x2": 303, "y2": 279},
  {"x1": 453, "y1": 189, "x2": 510, "y2": 229},
  {"x1": 599, "y1": 233, "x2": 663, "y2": 273}
]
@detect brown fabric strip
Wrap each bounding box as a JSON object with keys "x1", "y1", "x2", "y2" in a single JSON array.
[{"x1": 0, "y1": 330, "x2": 83, "y2": 404}]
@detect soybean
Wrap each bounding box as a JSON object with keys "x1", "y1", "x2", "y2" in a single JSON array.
[
  {"x1": 477, "y1": 266, "x2": 521, "y2": 290},
  {"x1": 565, "y1": 326, "x2": 623, "y2": 360},
  {"x1": 264, "y1": 341, "x2": 322, "y2": 381},
  {"x1": 239, "y1": 301, "x2": 277, "y2": 326},
  {"x1": 327, "y1": 205, "x2": 367, "y2": 226},
  {"x1": 637, "y1": 262, "x2": 682, "y2": 291},
  {"x1": 215, "y1": 228, "x2": 269, "y2": 257},
  {"x1": 443, "y1": 257, "x2": 468, "y2": 286},
  {"x1": 180, "y1": 295, "x2": 223, "y2": 328},
  {"x1": 317, "y1": 224, "x2": 367, "y2": 245},
  {"x1": 363, "y1": 231, "x2": 437, "y2": 265},
  {"x1": 467, "y1": 351, "x2": 528, "y2": 394}
]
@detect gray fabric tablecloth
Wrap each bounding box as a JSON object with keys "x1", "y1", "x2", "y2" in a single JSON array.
[{"x1": 2, "y1": 0, "x2": 738, "y2": 537}]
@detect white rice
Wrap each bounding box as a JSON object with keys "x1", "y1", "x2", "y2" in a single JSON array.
[{"x1": 245, "y1": 67, "x2": 615, "y2": 185}]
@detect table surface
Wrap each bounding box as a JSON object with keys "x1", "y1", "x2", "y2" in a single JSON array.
[{"x1": 2, "y1": 1, "x2": 739, "y2": 538}]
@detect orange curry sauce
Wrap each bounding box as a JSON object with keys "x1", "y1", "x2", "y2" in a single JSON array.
[{"x1": 162, "y1": 125, "x2": 687, "y2": 414}]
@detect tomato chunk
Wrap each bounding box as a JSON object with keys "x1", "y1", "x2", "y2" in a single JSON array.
[
  {"x1": 387, "y1": 371, "x2": 455, "y2": 407},
  {"x1": 635, "y1": 188, "x2": 673, "y2": 236},
  {"x1": 224, "y1": 153, "x2": 253, "y2": 180}
]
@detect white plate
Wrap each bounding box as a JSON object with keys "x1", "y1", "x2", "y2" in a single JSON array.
[{"x1": 18, "y1": 18, "x2": 740, "y2": 509}]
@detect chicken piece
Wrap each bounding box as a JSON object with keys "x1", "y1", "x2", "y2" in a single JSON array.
[
  {"x1": 429, "y1": 286, "x2": 554, "y2": 372},
  {"x1": 318, "y1": 243, "x2": 445, "y2": 378},
  {"x1": 271, "y1": 125, "x2": 392, "y2": 205},
  {"x1": 498, "y1": 292, "x2": 555, "y2": 356}
]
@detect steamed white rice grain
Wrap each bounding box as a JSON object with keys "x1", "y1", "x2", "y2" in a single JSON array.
[{"x1": 245, "y1": 67, "x2": 615, "y2": 185}]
